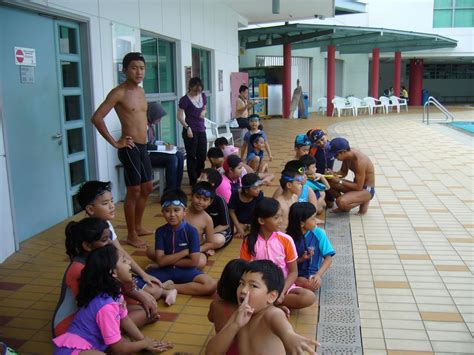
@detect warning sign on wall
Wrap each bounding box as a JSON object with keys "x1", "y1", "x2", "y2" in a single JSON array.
[{"x1": 14, "y1": 47, "x2": 36, "y2": 66}]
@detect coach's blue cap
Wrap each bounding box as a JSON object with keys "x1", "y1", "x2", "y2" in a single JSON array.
[{"x1": 329, "y1": 137, "x2": 350, "y2": 153}]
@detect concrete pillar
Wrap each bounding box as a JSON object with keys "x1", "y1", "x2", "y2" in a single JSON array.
[
  {"x1": 371, "y1": 48, "x2": 380, "y2": 98},
  {"x1": 283, "y1": 43, "x2": 291, "y2": 118},
  {"x1": 409, "y1": 58, "x2": 423, "y2": 105},
  {"x1": 393, "y1": 51, "x2": 401, "y2": 97},
  {"x1": 327, "y1": 45, "x2": 336, "y2": 116}
]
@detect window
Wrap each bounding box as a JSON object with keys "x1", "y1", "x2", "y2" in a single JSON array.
[
  {"x1": 141, "y1": 34, "x2": 175, "y2": 94},
  {"x1": 434, "y1": 0, "x2": 474, "y2": 28},
  {"x1": 141, "y1": 32, "x2": 178, "y2": 145},
  {"x1": 407, "y1": 63, "x2": 474, "y2": 79},
  {"x1": 192, "y1": 47, "x2": 212, "y2": 119},
  {"x1": 192, "y1": 47, "x2": 211, "y2": 90}
]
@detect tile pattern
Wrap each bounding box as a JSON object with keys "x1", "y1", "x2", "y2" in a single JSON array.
[
  {"x1": 1, "y1": 110, "x2": 473, "y2": 354},
  {"x1": 336, "y1": 110, "x2": 474, "y2": 354}
]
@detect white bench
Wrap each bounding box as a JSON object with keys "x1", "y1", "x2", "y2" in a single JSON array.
[{"x1": 116, "y1": 165, "x2": 165, "y2": 201}]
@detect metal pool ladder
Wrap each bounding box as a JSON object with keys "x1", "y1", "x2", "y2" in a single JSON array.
[{"x1": 423, "y1": 96, "x2": 454, "y2": 125}]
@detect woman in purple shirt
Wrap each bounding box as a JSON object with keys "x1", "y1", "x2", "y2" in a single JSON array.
[{"x1": 177, "y1": 77, "x2": 207, "y2": 185}]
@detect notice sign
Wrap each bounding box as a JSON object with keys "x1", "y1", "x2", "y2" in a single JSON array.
[{"x1": 14, "y1": 47, "x2": 36, "y2": 66}]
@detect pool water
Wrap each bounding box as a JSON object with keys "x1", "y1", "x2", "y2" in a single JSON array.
[{"x1": 446, "y1": 121, "x2": 474, "y2": 135}]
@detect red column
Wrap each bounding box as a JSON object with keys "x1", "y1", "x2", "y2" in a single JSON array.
[
  {"x1": 327, "y1": 45, "x2": 336, "y2": 117},
  {"x1": 409, "y1": 58, "x2": 423, "y2": 105},
  {"x1": 393, "y1": 51, "x2": 401, "y2": 97},
  {"x1": 283, "y1": 43, "x2": 291, "y2": 119},
  {"x1": 371, "y1": 48, "x2": 380, "y2": 98}
]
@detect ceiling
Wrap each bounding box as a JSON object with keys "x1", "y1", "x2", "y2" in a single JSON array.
[
  {"x1": 239, "y1": 23, "x2": 458, "y2": 54},
  {"x1": 220, "y1": 0, "x2": 335, "y2": 25}
]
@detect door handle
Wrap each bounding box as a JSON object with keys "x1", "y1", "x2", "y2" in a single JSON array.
[{"x1": 52, "y1": 131, "x2": 63, "y2": 145}]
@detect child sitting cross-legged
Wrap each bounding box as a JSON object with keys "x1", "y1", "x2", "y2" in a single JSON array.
[
  {"x1": 76, "y1": 182, "x2": 176, "y2": 323},
  {"x1": 240, "y1": 198, "x2": 316, "y2": 310},
  {"x1": 53, "y1": 244, "x2": 173, "y2": 354},
  {"x1": 216, "y1": 155, "x2": 245, "y2": 204},
  {"x1": 294, "y1": 134, "x2": 312, "y2": 159},
  {"x1": 229, "y1": 173, "x2": 264, "y2": 238},
  {"x1": 274, "y1": 168, "x2": 303, "y2": 232},
  {"x1": 299, "y1": 154, "x2": 330, "y2": 211},
  {"x1": 52, "y1": 218, "x2": 174, "y2": 337},
  {"x1": 146, "y1": 189, "x2": 217, "y2": 296},
  {"x1": 186, "y1": 182, "x2": 226, "y2": 256},
  {"x1": 208, "y1": 259, "x2": 250, "y2": 355},
  {"x1": 206, "y1": 260, "x2": 318, "y2": 355},
  {"x1": 198, "y1": 169, "x2": 234, "y2": 248},
  {"x1": 287, "y1": 202, "x2": 335, "y2": 291},
  {"x1": 246, "y1": 133, "x2": 270, "y2": 174},
  {"x1": 240, "y1": 115, "x2": 273, "y2": 162},
  {"x1": 207, "y1": 147, "x2": 225, "y2": 174}
]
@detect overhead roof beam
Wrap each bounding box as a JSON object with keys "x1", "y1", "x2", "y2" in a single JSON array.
[
  {"x1": 293, "y1": 32, "x2": 383, "y2": 50},
  {"x1": 339, "y1": 42, "x2": 457, "y2": 54},
  {"x1": 245, "y1": 29, "x2": 334, "y2": 49}
]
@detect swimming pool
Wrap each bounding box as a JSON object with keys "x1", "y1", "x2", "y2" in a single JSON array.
[{"x1": 446, "y1": 121, "x2": 474, "y2": 135}]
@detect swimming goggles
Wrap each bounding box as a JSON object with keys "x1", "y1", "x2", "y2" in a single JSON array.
[
  {"x1": 242, "y1": 180, "x2": 263, "y2": 188},
  {"x1": 162, "y1": 200, "x2": 186, "y2": 208},
  {"x1": 281, "y1": 175, "x2": 304, "y2": 182},
  {"x1": 194, "y1": 188, "x2": 212, "y2": 198}
]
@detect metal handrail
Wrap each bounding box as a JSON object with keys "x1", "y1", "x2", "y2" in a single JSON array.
[{"x1": 423, "y1": 96, "x2": 454, "y2": 125}]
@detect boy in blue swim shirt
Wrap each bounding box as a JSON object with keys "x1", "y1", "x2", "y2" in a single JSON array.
[{"x1": 146, "y1": 189, "x2": 217, "y2": 296}]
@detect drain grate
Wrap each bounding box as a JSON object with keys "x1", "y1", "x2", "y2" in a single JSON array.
[
  {"x1": 317, "y1": 211, "x2": 363, "y2": 354},
  {"x1": 319, "y1": 306, "x2": 360, "y2": 325},
  {"x1": 317, "y1": 345, "x2": 363, "y2": 355},
  {"x1": 317, "y1": 323, "x2": 362, "y2": 345},
  {"x1": 319, "y1": 290, "x2": 358, "y2": 308},
  {"x1": 323, "y1": 274, "x2": 356, "y2": 291}
]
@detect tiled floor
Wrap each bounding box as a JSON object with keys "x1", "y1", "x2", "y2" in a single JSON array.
[{"x1": 1, "y1": 108, "x2": 473, "y2": 354}]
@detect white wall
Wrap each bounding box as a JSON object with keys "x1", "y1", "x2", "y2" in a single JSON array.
[
  {"x1": 0, "y1": 0, "x2": 241, "y2": 261},
  {"x1": 44, "y1": 0, "x2": 241, "y2": 199}
]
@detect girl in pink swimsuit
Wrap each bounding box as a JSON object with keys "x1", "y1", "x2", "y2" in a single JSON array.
[{"x1": 240, "y1": 197, "x2": 316, "y2": 310}]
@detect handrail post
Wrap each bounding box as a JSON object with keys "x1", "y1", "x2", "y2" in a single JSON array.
[{"x1": 422, "y1": 96, "x2": 454, "y2": 124}]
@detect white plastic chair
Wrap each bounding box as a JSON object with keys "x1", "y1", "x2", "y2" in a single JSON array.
[
  {"x1": 347, "y1": 96, "x2": 370, "y2": 116},
  {"x1": 390, "y1": 96, "x2": 408, "y2": 112},
  {"x1": 217, "y1": 121, "x2": 234, "y2": 145},
  {"x1": 331, "y1": 97, "x2": 354, "y2": 117},
  {"x1": 316, "y1": 97, "x2": 327, "y2": 115},
  {"x1": 204, "y1": 118, "x2": 234, "y2": 150},
  {"x1": 364, "y1": 97, "x2": 385, "y2": 114},
  {"x1": 379, "y1": 96, "x2": 398, "y2": 113}
]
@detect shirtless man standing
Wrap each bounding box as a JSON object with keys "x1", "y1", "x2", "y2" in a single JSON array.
[
  {"x1": 91, "y1": 52, "x2": 152, "y2": 248},
  {"x1": 327, "y1": 137, "x2": 375, "y2": 215}
]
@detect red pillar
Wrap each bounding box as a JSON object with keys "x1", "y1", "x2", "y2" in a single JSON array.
[
  {"x1": 327, "y1": 45, "x2": 336, "y2": 117},
  {"x1": 283, "y1": 43, "x2": 291, "y2": 119},
  {"x1": 371, "y1": 48, "x2": 380, "y2": 98},
  {"x1": 393, "y1": 51, "x2": 401, "y2": 97},
  {"x1": 409, "y1": 58, "x2": 423, "y2": 105}
]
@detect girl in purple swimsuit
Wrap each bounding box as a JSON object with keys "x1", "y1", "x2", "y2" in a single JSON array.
[{"x1": 53, "y1": 245, "x2": 173, "y2": 354}]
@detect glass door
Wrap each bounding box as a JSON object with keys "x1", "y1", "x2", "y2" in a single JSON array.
[{"x1": 55, "y1": 21, "x2": 89, "y2": 214}]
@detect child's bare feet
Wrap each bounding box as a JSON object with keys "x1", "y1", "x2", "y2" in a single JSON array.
[
  {"x1": 205, "y1": 249, "x2": 215, "y2": 256},
  {"x1": 136, "y1": 227, "x2": 154, "y2": 236},
  {"x1": 126, "y1": 236, "x2": 148, "y2": 248},
  {"x1": 164, "y1": 288, "x2": 177, "y2": 306}
]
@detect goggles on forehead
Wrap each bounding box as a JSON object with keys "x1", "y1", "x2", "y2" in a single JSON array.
[
  {"x1": 162, "y1": 200, "x2": 186, "y2": 209},
  {"x1": 242, "y1": 180, "x2": 263, "y2": 189},
  {"x1": 194, "y1": 188, "x2": 212, "y2": 198},
  {"x1": 281, "y1": 175, "x2": 304, "y2": 182},
  {"x1": 296, "y1": 166, "x2": 306, "y2": 174}
]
